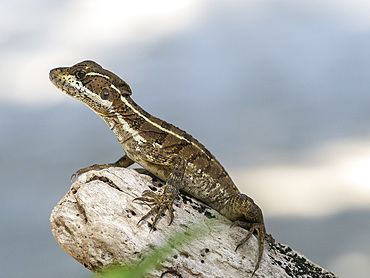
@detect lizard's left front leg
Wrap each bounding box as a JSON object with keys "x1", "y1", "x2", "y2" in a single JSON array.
[{"x1": 134, "y1": 159, "x2": 186, "y2": 230}]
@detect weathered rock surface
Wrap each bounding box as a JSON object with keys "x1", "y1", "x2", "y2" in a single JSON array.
[{"x1": 50, "y1": 167, "x2": 338, "y2": 278}]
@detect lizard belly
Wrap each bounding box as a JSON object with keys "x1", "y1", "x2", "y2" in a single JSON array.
[{"x1": 121, "y1": 141, "x2": 170, "y2": 181}]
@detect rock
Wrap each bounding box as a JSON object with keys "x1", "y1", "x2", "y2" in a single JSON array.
[{"x1": 50, "y1": 167, "x2": 338, "y2": 278}]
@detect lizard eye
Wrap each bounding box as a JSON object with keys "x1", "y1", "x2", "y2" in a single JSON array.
[
  {"x1": 75, "y1": 71, "x2": 86, "y2": 80},
  {"x1": 100, "y1": 88, "x2": 110, "y2": 100}
]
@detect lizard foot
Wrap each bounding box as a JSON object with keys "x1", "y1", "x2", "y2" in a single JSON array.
[
  {"x1": 133, "y1": 159, "x2": 185, "y2": 230},
  {"x1": 232, "y1": 220, "x2": 266, "y2": 276},
  {"x1": 133, "y1": 190, "x2": 175, "y2": 231}
]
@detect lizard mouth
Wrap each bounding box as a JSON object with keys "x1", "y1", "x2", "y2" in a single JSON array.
[
  {"x1": 49, "y1": 68, "x2": 84, "y2": 98},
  {"x1": 49, "y1": 67, "x2": 114, "y2": 116}
]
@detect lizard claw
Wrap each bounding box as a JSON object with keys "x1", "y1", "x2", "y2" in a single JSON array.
[
  {"x1": 133, "y1": 190, "x2": 175, "y2": 230},
  {"x1": 232, "y1": 221, "x2": 266, "y2": 276},
  {"x1": 133, "y1": 190, "x2": 159, "y2": 203},
  {"x1": 133, "y1": 158, "x2": 184, "y2": 230},
  {"x1": 70, "y1": 156, "x2": 134, "y2": 181},
  {"x1": 70, "y1": 172, "x2": 78, "y2": 182},
  {"x1": 70, "y1": 164, "x2": 103, "y2": 181}
]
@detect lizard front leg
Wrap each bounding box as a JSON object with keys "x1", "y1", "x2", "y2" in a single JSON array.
[
  {"x1": 222, "y1": 193, "x2": 267, "y2": 276},
  {"x1": 71, "y1": 154, "x2": 134, "y2": 180},
  {"x1": 133, "y1": 159, "x2": 186, "y2": 230}
]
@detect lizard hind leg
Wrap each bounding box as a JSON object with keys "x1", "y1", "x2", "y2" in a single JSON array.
[
  {"x1": 232, "y1": 221, "x2": 265, "y2": 276},
  {"x1": 228, "y1": 193, "x2": 266, "y2": 276}
]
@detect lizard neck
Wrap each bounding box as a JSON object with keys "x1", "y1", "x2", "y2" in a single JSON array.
[{"x1": 100, "y1": 96, "x2": 148, "y2": 146}]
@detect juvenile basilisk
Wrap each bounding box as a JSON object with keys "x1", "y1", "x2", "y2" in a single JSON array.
[{"x1": 49, "y1": 61, "x2": 269, "y2": 275}]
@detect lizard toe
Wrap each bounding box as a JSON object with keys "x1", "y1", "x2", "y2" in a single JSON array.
[
  {"x1": 232, "y1": 221, "x2": 266, "y2": 276},
  {"x1": 134, "y1": 190, "x2": 176, "y2": 229}
]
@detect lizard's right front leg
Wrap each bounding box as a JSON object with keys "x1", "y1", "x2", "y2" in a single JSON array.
[
  {"x1": 71, "y1": 154, "x2": 134, "y2": 180},
  {"x1": 133, "y1": 159, "x2": 186, "y2": 230}
]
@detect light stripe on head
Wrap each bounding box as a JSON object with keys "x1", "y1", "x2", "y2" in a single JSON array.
[{"x1": 86, "y1": 72, "x2": 110, "y2": 79}]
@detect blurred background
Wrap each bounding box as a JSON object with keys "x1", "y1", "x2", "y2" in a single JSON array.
[{"x1": 1, "y1": 0, "x2": 370, "y2": 277}]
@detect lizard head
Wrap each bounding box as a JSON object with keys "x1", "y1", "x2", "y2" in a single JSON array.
[{"x1": 49, "y1": 60, "x2": 132, "y2": 116}]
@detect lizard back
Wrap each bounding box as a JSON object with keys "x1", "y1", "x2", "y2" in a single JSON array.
[{"x1": 49, "y1": 60, "x2": 240, "y2": 211}]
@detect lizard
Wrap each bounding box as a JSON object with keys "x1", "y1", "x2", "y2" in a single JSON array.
[{"x1": 49, "y1": 60, "x2": 269, "y2": 276}]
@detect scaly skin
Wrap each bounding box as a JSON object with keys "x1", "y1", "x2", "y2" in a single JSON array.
[{"x1": 49, "y1": 60, "x2": 269, "y2": 275}]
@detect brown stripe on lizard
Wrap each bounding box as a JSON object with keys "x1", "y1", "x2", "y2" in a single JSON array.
[{"x1": 49, "y1": 60, "x2": 271, "y2": 276}]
